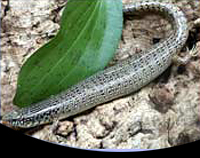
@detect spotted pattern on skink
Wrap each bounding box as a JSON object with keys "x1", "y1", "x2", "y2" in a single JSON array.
[{"x1": 1, "y1": 1, "x2": 189, "y2": 128}]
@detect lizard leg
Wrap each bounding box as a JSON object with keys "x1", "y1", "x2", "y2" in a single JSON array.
[{"x1": 172, "y1": 45, "x2": 198, "y2": 65}]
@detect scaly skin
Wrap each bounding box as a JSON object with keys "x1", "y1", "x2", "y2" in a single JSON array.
[{"x1": 1, "y1": 1, "x2": 189, "y2": 128}]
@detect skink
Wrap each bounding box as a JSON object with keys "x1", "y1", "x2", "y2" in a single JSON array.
[{"x1": 1, "y1": 1, "x2": 189, "y2": 128}]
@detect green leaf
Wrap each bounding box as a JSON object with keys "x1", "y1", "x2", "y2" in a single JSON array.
[{"x1": 13, "y1": 0, "x2": 123, "y2": 107}]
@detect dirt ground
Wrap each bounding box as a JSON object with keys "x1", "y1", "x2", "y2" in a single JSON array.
[{"x1": 1, "y1": 0, "x2": 200, "y2": 149}]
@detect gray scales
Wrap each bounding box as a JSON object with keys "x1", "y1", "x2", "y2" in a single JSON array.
[{"x1": 2, "y1": 2, "x2": 189, "y2": 128}]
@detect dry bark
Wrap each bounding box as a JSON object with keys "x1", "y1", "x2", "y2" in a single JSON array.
[{"x1": 1, "y1": 0, "x2": 200, "y2": 149}]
